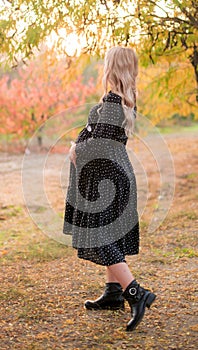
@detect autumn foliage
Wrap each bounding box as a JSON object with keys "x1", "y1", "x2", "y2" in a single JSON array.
[
  {"x1": 0, "y1": 53, "x2": 96, "y2": 138},
  {"x1": 0, "y1": 50, "x2": 197, "y2": 146}
]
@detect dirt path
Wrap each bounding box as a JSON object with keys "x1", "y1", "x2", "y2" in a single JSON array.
[{"x1": 0, "y1": 130, "x2": 197, "y2": 349}]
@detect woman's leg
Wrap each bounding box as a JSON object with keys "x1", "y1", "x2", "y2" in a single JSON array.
[
  {"x1": 106, "y1": 266, "x2": 120, "y2": 283},
  {"x1": 107, "y1": 262, "x2": 156, "y2": 332},
  {"x1": 107, "y1": 262, "x2": 135, "y2": 290}
]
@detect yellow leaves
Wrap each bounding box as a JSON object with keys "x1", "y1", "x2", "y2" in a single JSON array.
[
  {"x1": 64, "y1": 319, "x2": 75, "y2": 325},
  {"x1": 138, "y1": 54, "x2": 197, "y2": 122},
  {"x1": 190, "y1": 324, "x2": 198, "y2": 332},
  {"x1": 0, "y1": 249, "x2": 8, "y2": 257},
  {"x1": 26, "y1": 25, "x2": 42, "y2": 46},
  {"x1": 0, "y1": 19, "x2": 10, "y2": 30},
  {"x1": 35, "y1": 332, "x2": 50, "y2": 339}
]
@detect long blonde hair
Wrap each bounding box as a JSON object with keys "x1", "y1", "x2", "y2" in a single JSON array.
[{"x1": 102, "y1": 46, "x2": 138, "y2": 136}]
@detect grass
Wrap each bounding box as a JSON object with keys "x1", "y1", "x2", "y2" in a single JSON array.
[
  {"x1": 156, "y1": 123, "x2": 198, "y2": 134},
  {"x1": 3, "y1": 205, "x2": 197, "y2": 263},
  {"x1": 0, "y1": 130, "x2": 197, "y2": 349},
  {"x1": 151, "y1": 247, "x2": 198, "y2": 259},
  {"x1": 0, "y1": 204, "x2": 23, "y2": 217},
  {"x1": 23, "y1": 239, "x2": 73, "y2": 262},
  {"x1": 170, "y1": 210, "x2": 198, "y2": 221},
  {"x1": 174, "y1": 247, "x2": 198, "y2": 258},
  {"x1": 140, "y1": 220, "x2": 148, "y2": 229},
  {"x1": 0, "y1": 287, "x2": 27, "y2": 301},
  {"x1": 184, "y1": 172, "x2": 197, "y2": 180},
  {"x1": 1, "y1": 234, "x2": 73, "y2": 262},
  {"x1": 0, "y1": 205, "x2": 73, "y2": 262}
]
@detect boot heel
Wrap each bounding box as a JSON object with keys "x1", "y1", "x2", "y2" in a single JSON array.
[{"x1": 146, "y1": 293, "x2": 156, "y2": 309}]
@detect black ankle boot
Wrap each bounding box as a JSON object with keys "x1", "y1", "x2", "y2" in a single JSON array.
[
  {"x1": 123, "y1": 280, "x2": 156, "y2": 331},
  {"x1": 84, "y1": 282, "x2": 125, "y2": 310}
]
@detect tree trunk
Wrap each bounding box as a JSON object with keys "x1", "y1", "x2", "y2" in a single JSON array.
[{"x1": 189, "y1": 45, "x2": 198, "y2": 102}]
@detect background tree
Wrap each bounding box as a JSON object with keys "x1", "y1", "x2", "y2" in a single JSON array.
[
  {"x1": 137, "y1": 0, "x2": 198, "y2": 105},
  {"x1": 0, "y1": 0, "x2": 197, "y2": 120},
  {"x1": 0, "y1": 51, "x2": 96, "y2": 138}
]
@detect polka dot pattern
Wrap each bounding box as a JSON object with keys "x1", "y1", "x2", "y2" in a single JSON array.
[{"x1": 63, "y1": 91, "x2": 139, "y2": 266}]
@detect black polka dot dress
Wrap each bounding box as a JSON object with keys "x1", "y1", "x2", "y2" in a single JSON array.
[{"x1": 63, "y1": 91, "x2": 139, "y2": 266}]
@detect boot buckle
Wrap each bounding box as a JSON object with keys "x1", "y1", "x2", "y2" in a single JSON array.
[{"x1": 129, "y1": 287, "x2": 137, "y2": 296}]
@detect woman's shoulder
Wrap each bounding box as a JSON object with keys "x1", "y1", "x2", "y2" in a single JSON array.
[{"x1": 88, "y1": 92, "x2": 125, "y2": 125}]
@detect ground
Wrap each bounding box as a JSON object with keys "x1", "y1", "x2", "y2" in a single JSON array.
[{"x1": 0, "y1": 128, "x2": 197, "y2": 349}]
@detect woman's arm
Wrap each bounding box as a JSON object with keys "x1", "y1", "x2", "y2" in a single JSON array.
[
  {"x1": 70, "y1": 103, "x2": 102, "y2": 162},
  {"x1": 69, "y1": 141, "x2": 77, "y2": 167}
]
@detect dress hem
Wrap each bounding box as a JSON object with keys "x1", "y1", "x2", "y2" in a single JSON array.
[{"x1": 74, "y1": 248, "x2": 139, "y2": 266}]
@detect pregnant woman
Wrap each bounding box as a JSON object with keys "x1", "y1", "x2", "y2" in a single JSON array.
[{"x1": 63, "y1": 46, "x2": 156, "y2": 331}]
